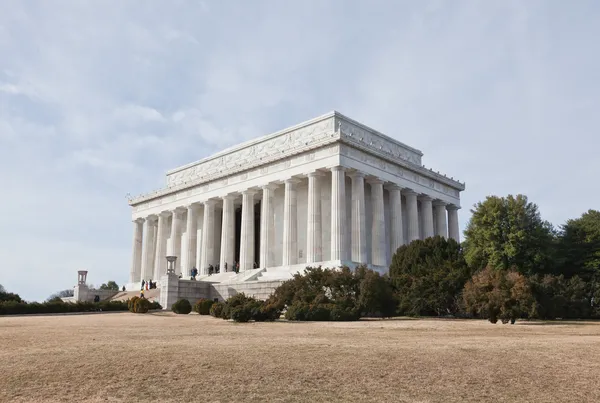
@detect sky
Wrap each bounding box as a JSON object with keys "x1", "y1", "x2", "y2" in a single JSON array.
[{"x1": 1, "y1": 1, "x2": 598, "y2": 301}]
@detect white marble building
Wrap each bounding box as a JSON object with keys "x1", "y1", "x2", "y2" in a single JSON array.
[{"x1": 127, "y1": 111, "x2": 465, "y2": 290}]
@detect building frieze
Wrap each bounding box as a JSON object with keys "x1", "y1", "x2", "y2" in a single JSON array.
[
  {"x1": 339, "y1": 145, "x2": 461, "y2": 199},
  {"x1": 129, "y1": 111, "x2": 464, "y2": 206}
]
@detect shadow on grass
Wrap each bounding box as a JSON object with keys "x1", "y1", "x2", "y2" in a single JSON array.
[{"x1": 517, "y1": 319, "x2": 600, "y2": 326}]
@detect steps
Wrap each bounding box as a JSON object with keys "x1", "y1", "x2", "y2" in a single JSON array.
[{"x1": 109, "y1": 289, "x2": 160, "y2": 302}]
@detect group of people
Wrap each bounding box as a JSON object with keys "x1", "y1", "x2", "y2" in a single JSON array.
[
  {"x1": 186, "y1": 260, "x2": 261, "y2": 279},
  {"x1": 141, "y1": 279, "x2": 156, "y2": 290}
]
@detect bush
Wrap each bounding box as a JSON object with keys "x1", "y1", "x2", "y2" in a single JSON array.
[
  {"x1": 172, "y1": 299, "x2": 192, "y2": 314},
  {"x1": 230, "y1": 304, "x2": 253, "y2": 323},
  {"x1": 223, "y1": 293, "x2": 256, "y2": 323},
  {"x1": 255, "y1": 302, "x2": 281, "y2": 322},
  {"x1": 214, "y1": 293, "x2": 282, "y2": 322},
  {"x1": 194, "y1": 298, "x2": 214, "y2": 315},
  {"x1": 149, "y1": 301, "x2": 162, "y2": 310},
  {"x1": 330, "y1": 305, "x2": 361, "y2": 321},
  {"x1": 462, "y1": 267, "x2": 534, "y2": 324},
  {"x1": 128, "y1": 296, "x2": 139, "y2": 312},
  {"x1": 270, "y1": 266, "x2": 396, "y2": 321},
  {"x1": 285, "y1": 302, "x2": 332, "y2": 321},
  {"x1": 134, "y1": 298, "x2": 150, "y2": 313},
  {"x1": 210, "y1": 302, "x2": 224, "y2": 318}
]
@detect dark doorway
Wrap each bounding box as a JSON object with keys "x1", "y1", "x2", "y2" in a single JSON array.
[
  {"x1": 235, "y1": 206, "x2": 242, "y2": 263},
  {"x1": 255, "y1": 200, "x2": 261, "y2": 267}
]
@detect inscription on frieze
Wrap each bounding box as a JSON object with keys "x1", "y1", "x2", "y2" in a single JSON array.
[
  {"x1": 166, "y1": 117, "x2": 335, "y2": 187},
  {"x1": 338, "y1": 119, "x2": 422, "y2": 165}
]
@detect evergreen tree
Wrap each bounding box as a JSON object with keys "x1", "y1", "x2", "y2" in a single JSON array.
[
  {"x1": 463, "y1": 194, "x2": 556, "y2": 275},
  {"x1": 389, "y1": 236, "x2": 471, "y2": 316},
  {"x1": 557, "y1": 210, "x2": 600, "y2": 281},
  {"x1": 99, "y1": 281, "x2": 119, "y2": 291}
]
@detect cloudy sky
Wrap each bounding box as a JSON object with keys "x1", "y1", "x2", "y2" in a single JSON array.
[{"x1": 1, "y1": 1, "x2": 598, "y2": 301}]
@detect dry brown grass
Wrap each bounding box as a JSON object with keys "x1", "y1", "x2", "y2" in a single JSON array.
[{"x1": 1, "y1": 313, "x2": 599, "y2": 403}]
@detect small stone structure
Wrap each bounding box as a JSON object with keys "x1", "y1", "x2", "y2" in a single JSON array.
[{"x1": 72, "y1": 270, "x2": 119, "y2": 302}]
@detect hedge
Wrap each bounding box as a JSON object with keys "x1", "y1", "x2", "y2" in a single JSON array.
[
  {"x1": 0, "y1": 299, "x2": 161, "y2": 315},
  {"x1": 215, "y1": 293, "x2": 281, "y2": 322}
]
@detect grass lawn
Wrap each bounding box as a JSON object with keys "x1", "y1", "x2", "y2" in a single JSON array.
[{"x1": 1, "y1": 312, "x2": 599, "y2": 402}]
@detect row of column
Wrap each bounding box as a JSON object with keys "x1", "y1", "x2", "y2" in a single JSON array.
[{"x1": 130, "y1": 166, "x2": 461, "y2": 283}]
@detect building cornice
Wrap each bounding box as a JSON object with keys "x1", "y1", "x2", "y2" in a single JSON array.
[{"x1": 129, "y1": 111, "x2": 465, "y2": 205}]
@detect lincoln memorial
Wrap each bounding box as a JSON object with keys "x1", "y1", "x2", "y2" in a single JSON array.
[{"x1": 126, "y1": 111, "x2": 465, "y2": 296}]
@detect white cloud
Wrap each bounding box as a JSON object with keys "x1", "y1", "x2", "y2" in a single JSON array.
[{"x1": 0, "y1": 0, "x2": 598, "y2": 300}]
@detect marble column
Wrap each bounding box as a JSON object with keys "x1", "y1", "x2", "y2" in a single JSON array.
[
  {"x1": 260, "y1": 185, "x2": 276, "y2": 268},
  {"x1": 349, "y1": 172, "x2": 367, "y2": 264},
  {"x1": 130, "y1": 218, "x2": 144, "y2": 283},
  {"x1": 170, "y1": 209, "x2": 183, "y2": 275},
  {"x1": 140, "y1": 217, "x2": 156, "y2": 281},
  {"x1": 388, "y1": 185, "x2": 404, "y2": 253},
  {"x1": 239, "y1": 190, "x2": 256, "y2": 271},
  {"x1": 447, "y1": 205, "x2": 460, "y2": 242},
  {"x1": 306, "y1": 172, "x2": 323, "y2": 264},
  {"x1": 153, "y1": 212, "x2": 168, "y2": 279},
  {"x1": 369, "y1": 179, "x2": 386, "y2": 266},
  {"x1": 330, "y1": 166, "x2": 347, "y2": 261},
  {"x1": 200, "y1": 200, "x2": 216, "y2": 275},
  {"x1": 433, "y1": 200, "x2": 448, "y2": 238},
  {"x1": 184, "y1": 205, "x2": 198, "y2": 276},
  {"x1": 420, "y1": 195, "x2": 434, "y2": 239},
  {"x1": 405, "y1": 190, "x2": 420, "y2": 243},
  {"x1": 220, "y1": 195, "x2": 236, "y2": 272},
  {"x1": 282, "y1": 179, "x2": 300, "y2": 266}
]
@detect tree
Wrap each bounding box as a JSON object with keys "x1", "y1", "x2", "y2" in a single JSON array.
[
  {"x1": 462, "y1": 267, "x2": 534, "y2": 324},
  {"x1": 557, "y1": 210, "x2": 600, "y2": 281},
  {"x1": 99, "y1": 281, "x2": 119, "y2": 291},
  {"x1": 0, "y1": 284, "x2": 5, "y2": 293},
  {"x1": 389, "y1": 236, "x2": 472, "y2": 316},
  {"x1": 463, "y1": 194, "x2": 556, "y2": 276},
  {"x1": 46, "y1": 289, "x2": 74, "y2": 302},
  {"x1": 0, "y1": 290, "x2": 22, "y2": 303}
]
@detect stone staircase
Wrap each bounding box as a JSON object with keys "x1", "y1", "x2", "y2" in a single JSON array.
[{"x1": 110, "y1": 288, "x2": 160, "y2": 302}]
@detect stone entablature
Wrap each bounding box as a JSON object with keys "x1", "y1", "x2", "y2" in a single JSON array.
[{"x1": 129, "y1": 111, "x2": 464, "y2": 209}]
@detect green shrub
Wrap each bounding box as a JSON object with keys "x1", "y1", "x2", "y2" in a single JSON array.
[
  {"x1": 330, "y1": 305, "x2": 360, "y2": 321},
  {"x1": 224, "y1": 293, "x2": 256, "y2": 322},
  {"x1": 285, "y1": 302, "x2": 331, "y2": 321},
  {"x1": 134, "y1": 298, "x2": 150, "y2": 313},
  {"x1": 215, "y1": 293, "x2": 281, "y2": 323},
  {"x1": 253, "y1": 302, "x2": 281, "y2": 322},
  {"x1": 149, "y1": 301, "x2": 162, "y2": 310},
  {"x1": 230, "y1": 304, "x2": 253, "y2": 322},
  {"x1": 172, "y1": 299, "x2": 192, "y2": 314},
  {"x1": 194, "y1": 298, "x2": 214, "y2": 315},
  {"x1": 210, "y1": 302, "x2": 224, "y2": 318},
  {"x1": 222, "y1": 293, "x2": 254, "y2": 320}
]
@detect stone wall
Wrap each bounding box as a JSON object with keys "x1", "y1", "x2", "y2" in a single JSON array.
[
  {"x1": 210, "y1": 280, "x2": 284, "y2": 302},
  {"x1": 177, "y1": 279, "x2": 211, "y2": 302},
  {"x1": 159, "y1": 275, "x2": 284, "y2": 309},
  {"x1": 73, "y1": 285, "x2": 119, "y2": 302}
]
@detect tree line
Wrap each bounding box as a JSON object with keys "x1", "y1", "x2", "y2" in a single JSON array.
[{"x1": 390, "y1": 195, "x2": 600, "y2": 323}]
